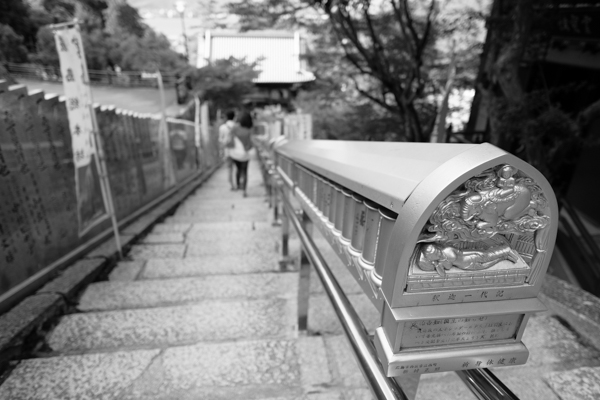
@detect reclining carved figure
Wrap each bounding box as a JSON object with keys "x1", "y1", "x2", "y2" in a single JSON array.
[{"x1": 417, "y1": 243, "x2": 520, "y2": 277}]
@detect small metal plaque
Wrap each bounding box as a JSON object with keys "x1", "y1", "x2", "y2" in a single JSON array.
[{"x1": 401, "y1": 314, "x2": 523, "y2": 349}]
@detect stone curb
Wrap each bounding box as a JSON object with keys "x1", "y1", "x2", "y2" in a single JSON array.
[
  {"x1": 0, "y1": 293, "x2": 64, "y2": 371},
  {"x1": 0, "y1": 165, "x2": 221, "y2": 374}
]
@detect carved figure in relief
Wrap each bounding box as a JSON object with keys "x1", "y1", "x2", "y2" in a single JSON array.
[
  {"x1": 418, "y1": 244, "x2": 520, "y2": 277},
  {"x1": 414, "y1": 164, "x2": 551, "y2": 278},
  {"x1": 460, "y1": 165, "x2": 535, "y2": 230}
]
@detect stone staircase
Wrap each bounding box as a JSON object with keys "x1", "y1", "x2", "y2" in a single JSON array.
[
  {"x1": 1, "y1": 153, "x2": 599, "y2": 399},
  {"x1": 0, "y1": 158, "x2": 371, "y2": 400}
]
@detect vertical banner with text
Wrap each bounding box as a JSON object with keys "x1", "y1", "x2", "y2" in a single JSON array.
[{"x1": 53, "y1": 25, "x2": 109, "y2": 236}]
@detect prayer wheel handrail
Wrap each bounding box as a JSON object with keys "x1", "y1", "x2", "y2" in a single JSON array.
[{"x1": 270, "y1": 139, "x2": 557, "y2": 399}]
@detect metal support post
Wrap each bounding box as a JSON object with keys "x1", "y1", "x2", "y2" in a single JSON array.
[
  {"x1": 272, "y1": 177, "x2": 282, "y2": 226},
  {"x1": 279, "y1": 199, "x2": 290, "y2": 270},
  {"x1": 297, "y1": 211, "x2": 313, "y2": 331}
]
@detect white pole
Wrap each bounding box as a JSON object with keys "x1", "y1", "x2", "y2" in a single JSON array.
[
  {"x1": 194, "y1": 96, "x2": 202, "y2": 169},
  {"x1": 72, "y1": 22, "x2": 122, "y2": 257},
  {"x1": 156, "y1": 70, "x2": 176, "y2": 187},
  {"x1": 90, "y1": 104, "x2": 122, "y2": 257}
]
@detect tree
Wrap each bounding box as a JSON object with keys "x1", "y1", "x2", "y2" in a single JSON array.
[
  {"x1": 472, "y1": 0, "x2": 600, "y2": 196},
  {"x1": 188, "y1": 57, "x2": 260, "y2": 112},
  {"x1": 0, "y1": 0, "x2": 186, "y2": 75},
  {"x1": 111, "y1": 29, "x2": 188, "y2": 72},
  {"x1": 0, "y1": 0, "x2": 37, "y2": 50},
  {"x1": 105, "y1": 2, "x2": 145, "y2": 38},
  {"x1": 0, "y1": 24, "x2": 29, "y2": 63},
  {"x1": 228, "y1": 0, "x2": 486, "y2": 142}
]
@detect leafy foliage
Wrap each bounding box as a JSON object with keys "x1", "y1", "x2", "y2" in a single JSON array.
[
  {"x1": 105, "y1": 3, "x2": 145, "y2": 38},
  {"x1": 0, "y1": 0, "x2": 186, "y2": 73},
  {"x1": 228, "y1": 0, "x2": 486, "y2": 142},
  {"x1": 0, "y1": 24, "x2": 29, "y2": 63},
  {"x1": 188, "y1": 57, "x2": 260, "y2": 112}
]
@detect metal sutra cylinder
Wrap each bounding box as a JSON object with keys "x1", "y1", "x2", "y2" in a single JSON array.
[
  {"x1": 303, "y1": 169, "x2": 311, "y2": 199},
  {"x1": 300, "y1": 168, "x2": 308, "y2": 196},
  {"x1": 350, "y1": 193, "x2": 367, "y2": 254},
  {"x1": 359, "y1": 199, "x2": 381, "y2": 270},
  {"x1": 316, "y1": 176, "x2": 324, "y2": 214},
  {"x1": 311, "y1": 173, "x2": 318, "y2": 205},
  {"x1": 341, "y1": 188, "x2": 355, "y2": 242},
  {"x1": 323, "y1": 180, "x2": 333, "y2": 223},
  {"x1": 333, "y1": 185, "x2": 345, "y2": 233},
  {"x1": 371, "y1": 207, "x2": 398, "y2": 287}
]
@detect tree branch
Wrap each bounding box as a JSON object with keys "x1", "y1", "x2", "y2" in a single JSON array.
[{"x1": 350, "y1": 75, "x2": 398, "y2": 113}]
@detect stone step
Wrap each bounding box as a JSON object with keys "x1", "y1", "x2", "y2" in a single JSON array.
[
  {"x1": 0, "y1": 336, "x2": 368, "y2": 400},
  {"x1": 141, "y1": 227, "x2": 278, "y2": 246},
  {"x1": 141, "y1": 232, "x2": 186, "y2": 244},
  {"x1": 187, "y1": 221, "x2": 274, "y2": 233},
  {"x1": 186, "y1": 228, "x2": 278, "y2": 244},
  {"x1": 109, "y1": 261, "x2": 145, "y2": 281},
  {"x1": 150, "y1": 223, "x2": 193, "y2": 233},
  {"x1": 129, "y1": 243, "x2": 187, "y2": 259},
  {"x1": 308, "y1": 293, "x2": 380, "y2": 335},
  {"x1": 78, "y1": 273, "x2": 298, "y2": 311},
  {"x1": 177, "y1": 197, "x2": 266, "y2": 210},
  {"x1": 141, "y1": 254, "x2": 281, "y2": 279},
  {"x1": 49, "y1": 298, "x2": 297, "y2": 353},
  {"x1": 185, "y1": 235, "x2": 279, "y2": 257},
  {"x1": 165, "y1": 208, "x2": 269, "y2": 223},
  {"x1": 544, "y1": 366, "x2": 600, "y2": 400}
]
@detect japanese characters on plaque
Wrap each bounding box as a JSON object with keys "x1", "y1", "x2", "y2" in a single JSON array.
[{"x1": 401, "y1": 315, "x2": 522, "y2": 349}]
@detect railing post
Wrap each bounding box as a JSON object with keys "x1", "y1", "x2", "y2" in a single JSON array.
[
  {"x1": 278, "y1": 181, "x2": 292, "y2": 271},
  {"x1": 297, "y1": 210, "x2": 313, "y2": 331},
  {"x1": 272, "y1": 176, "x2": 282, "y2": 226}
]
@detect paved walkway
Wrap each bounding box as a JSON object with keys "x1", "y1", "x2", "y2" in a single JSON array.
[{"x1": 1, "y1": 151, "x2": 600, "y2": 399}]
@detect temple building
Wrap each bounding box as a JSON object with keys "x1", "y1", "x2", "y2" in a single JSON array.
[{"x1": 196, "y1": 30, "x2": 315, "y2": 109}]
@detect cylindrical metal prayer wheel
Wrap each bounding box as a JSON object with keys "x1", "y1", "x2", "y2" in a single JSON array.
[
  {"x1": 328, "y1": 183, "x2": 339, "y2": 227},
  {"x1": 341, "y1": 189, "x2": 355, "y2": 242},
  {"x1": 333, "y1": 185, "x2": 345, "y2": 233},
  {"x1": 372, "y1": 207, "x2": 398, "y2": 284},
  {"x1": 350, "y1": 193, "x2": 367, "y2": 253},
  {"x1": 311, "y1": 173, "x2": 318, "y2": 205},
  {"x1": 360, "y1": 199, "x2": 382, "y2": 266},
  {"x1": 323, "y1": 180, "x2": 332, "y2": 223},
  {"x1": 316, "y1": 176, "x2": 324, "y2": 214}
]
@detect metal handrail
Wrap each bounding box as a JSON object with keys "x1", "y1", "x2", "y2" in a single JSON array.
[
  {"x1": 278, "y1": 184, "x2": 408, "y2": 400},
  {"x1": 274, "y1": 165, "x2": 521, "y2": 400},
  {"x1": 456, "y1": 368, "x2": 519, "y2": 400}
]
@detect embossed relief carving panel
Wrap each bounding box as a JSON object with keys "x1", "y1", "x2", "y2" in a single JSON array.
[{"x1": 407, "y1": 164, "x2": 551, "y2": 293}]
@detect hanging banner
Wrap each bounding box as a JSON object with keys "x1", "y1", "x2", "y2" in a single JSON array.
[{"x1": 53, "y1": 24, "x2": 109, "y2": 236}]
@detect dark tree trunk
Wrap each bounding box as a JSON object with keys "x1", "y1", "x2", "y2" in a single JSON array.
[{"x1": 479, "y1": 0, "x2": 533, "y2": 151}]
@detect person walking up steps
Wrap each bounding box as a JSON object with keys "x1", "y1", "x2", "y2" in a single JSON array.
[
  {"x1": 219, "y1": 110, "x2": 237, "y2": 190},
  {"x1": 229, "y1": 111, "x2": 254, "y2": 197}
]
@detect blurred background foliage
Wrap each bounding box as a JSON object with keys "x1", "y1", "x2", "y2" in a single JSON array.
[{"x1": 0, "y1": 0, "x2": 188, "y2": 73}]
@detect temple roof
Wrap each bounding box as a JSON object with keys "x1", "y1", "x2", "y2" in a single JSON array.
[{"x1": 196, "y1": 30, "x2": 315, "y2": 84}]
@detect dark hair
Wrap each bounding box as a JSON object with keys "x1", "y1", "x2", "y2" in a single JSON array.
[
  {"x1": 225, "y1": 110, "x2": 235, "y2": 121},
  {"x1": 238, "y1": 111, "x2": 253, "y2": 128}
]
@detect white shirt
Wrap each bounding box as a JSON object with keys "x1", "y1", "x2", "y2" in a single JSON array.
[{"x1": 218, "y1": 120, "x2": 236, "y2": 156}]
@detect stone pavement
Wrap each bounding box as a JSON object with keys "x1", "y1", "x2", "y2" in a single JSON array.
[{"x1": 1, "y1": 150, "x2": 600, "y2": 399}]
